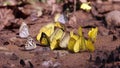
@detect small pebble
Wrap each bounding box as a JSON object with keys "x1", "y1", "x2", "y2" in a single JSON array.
[
  {"x1": 42, "y1": 60, "x2": 53, "y2": 68},
  {"x1": 54, "y1": 50, "x2": 69, "y2": 57},
  {"x1": 4, "y1": 52, "x2": 14, "y2": 56},
  {"x1": 10, "y1": 53, "x2": 19, "y2": 60},
  {"x1": 53, "y1": 62, "x2": 61, "y2": 68}
]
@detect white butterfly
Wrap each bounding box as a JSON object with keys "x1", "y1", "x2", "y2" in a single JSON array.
[
  {"x1": 24, "y1": 37, "x2": 37, "y2": 50},
  {"x1": 19, "y1": 22, "x2": 29, "y2": 38},
  {"x1": 58, "y1": 14, "x2": 68, "y2": 24}
]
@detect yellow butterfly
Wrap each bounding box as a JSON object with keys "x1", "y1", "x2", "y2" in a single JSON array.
[
  {"x1": 40, "y1": 32, "x2": 50, "y2": 46},
  {"x1": 68, "y1": 37, "x2": 76, "y2": 52},
  {"x1": 79, "y1": 36, "x2": 86, "y2": 51},
  {"x1": 88, "y1": 27, "x2": 98, "y2": 42},
  {"x1": 50, "y1": 28, "x2": 64, "y2": 50},
  {"x1": 70, "y1": 30, "x2": 79, "y2": 40},
  {"x1": 59, "y1": 33, "x2": 70, "y2": 48},
  {"x1": 50, "y1": 39, "x2": 60, "y2": 50},
  {"x1": 54, "y1": 13, "x2": 67, "y2": 30},
  {"x1": 68, "y1": 30, "x2": 79, "y2": 52},
  {"x1": 54, "y1": 22, "x2": 64, "y2": 30},
  {"x1": 50, "y1": 28, "x2": 64, "y2": 42},
  {"x1": 36, "y1": 23, "x2": 54, "y2": 41},
  {"x1": 80, "y1": 2, "x2": 92, "y2": 11},
  {"x1": 85, "y1": 39, "x2": 95, "y2": 52},
  {"x1": 77, "y1": 27, "x2": 86, "y2": 51},
  {"x1": 78, "y1": 26, "x2": 83, "y2": 37},
  {"x1": 73, "y1": 38, "x2": 81, "y2": 53}
]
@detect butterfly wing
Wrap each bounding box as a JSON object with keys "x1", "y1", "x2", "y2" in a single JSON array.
[
  {"x1": 58, "y1": 14, "x2": 67, "y2": 24},
  {"x1": 77, "y1": 26, "x2": 86, "y2": 51},
  {"x1": 37, "y1": 23, "x2": 54, "y2": 41},
  {"x1": 70, "y1": 30, "x2": 79, "y2": 40},
  {"x1": 40, "y1": 32, "x2": 50, "y2": 46},
  {"x1": 24, "y1": 37, "x2": 37, "y2": 50},
  {"x1": 59, "y1": 33, "x2": 70, "y2": 48},
  {"x1": 54, "y1": 29, "x2": 64, "y2": 40},
  {"x1": 78, "y1": 26, "x2": 83, "y2": 37},
  {"x1": 54, "y1": 22, "x2": 64, "y2": 30},
  {"x1": 79, "y1": 36, "x2": 86, "y2": 51},
  {"x1": 85, "y1": 39, "x2": 95, "y2": 52},
  {"x1": 54, "y1": 13, "x2": 61, "y2": 22},
  {"x1": 68, "y1": 38, "x2": 76, "y2": 52},
  {"x1": 45, "y1": 23, "x2": 55, "y2": 37},
  {"x1": 54, "y1": 13, "x2": 67, "y2": 28},
  {"x1": 50, "y1": 28, "x2": 64, "y2": 41},
  {"x1": 19, "y1": 22, "x2": 29, "y2": 38},
  {"x1": 88, "y1": 27, "x2": 98, "y2": 42},
  {"x1": 68, "y1": 30, "x2": 79, "y2": 52},
  {"x1": 73, "y1": 38, "x2": 80, "y2": 53},
  {"x1": 50, "y1": 28, "x2": 64, "y2": 50},
  {"x1": 80, "y1": 2, "x2": 92, "y2": 11},
  {"x1": 50, "y1": 39, "x2": 59, "y2": 50}
]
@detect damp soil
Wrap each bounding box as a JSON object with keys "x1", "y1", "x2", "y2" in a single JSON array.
[{"x1": 0, "y1": 1, "x2": 120, "y2": 68}]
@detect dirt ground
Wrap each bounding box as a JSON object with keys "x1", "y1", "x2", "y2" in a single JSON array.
[{"x1": 0, "y1": 0, "x2": 120, "y2": 68}]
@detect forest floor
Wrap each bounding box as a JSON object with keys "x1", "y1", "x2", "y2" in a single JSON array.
[{"x1": 0, "y1": 1, "x2": 120, "y2": 68}]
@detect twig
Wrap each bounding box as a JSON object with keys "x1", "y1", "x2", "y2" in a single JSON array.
[{"x1": 74, "y1": 0, "x2": 76, "y2": 13}]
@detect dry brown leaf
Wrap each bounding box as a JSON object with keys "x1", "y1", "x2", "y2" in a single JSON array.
[
  {"x1": 68, "y1": 15, "x2": 77, "y2": 28},
  {"x1": 0, "y1": 8, "x2": 14, "y2": 31},
  {"x1": 51, "y1": 4, "x2": 62, "y2": 15}
]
